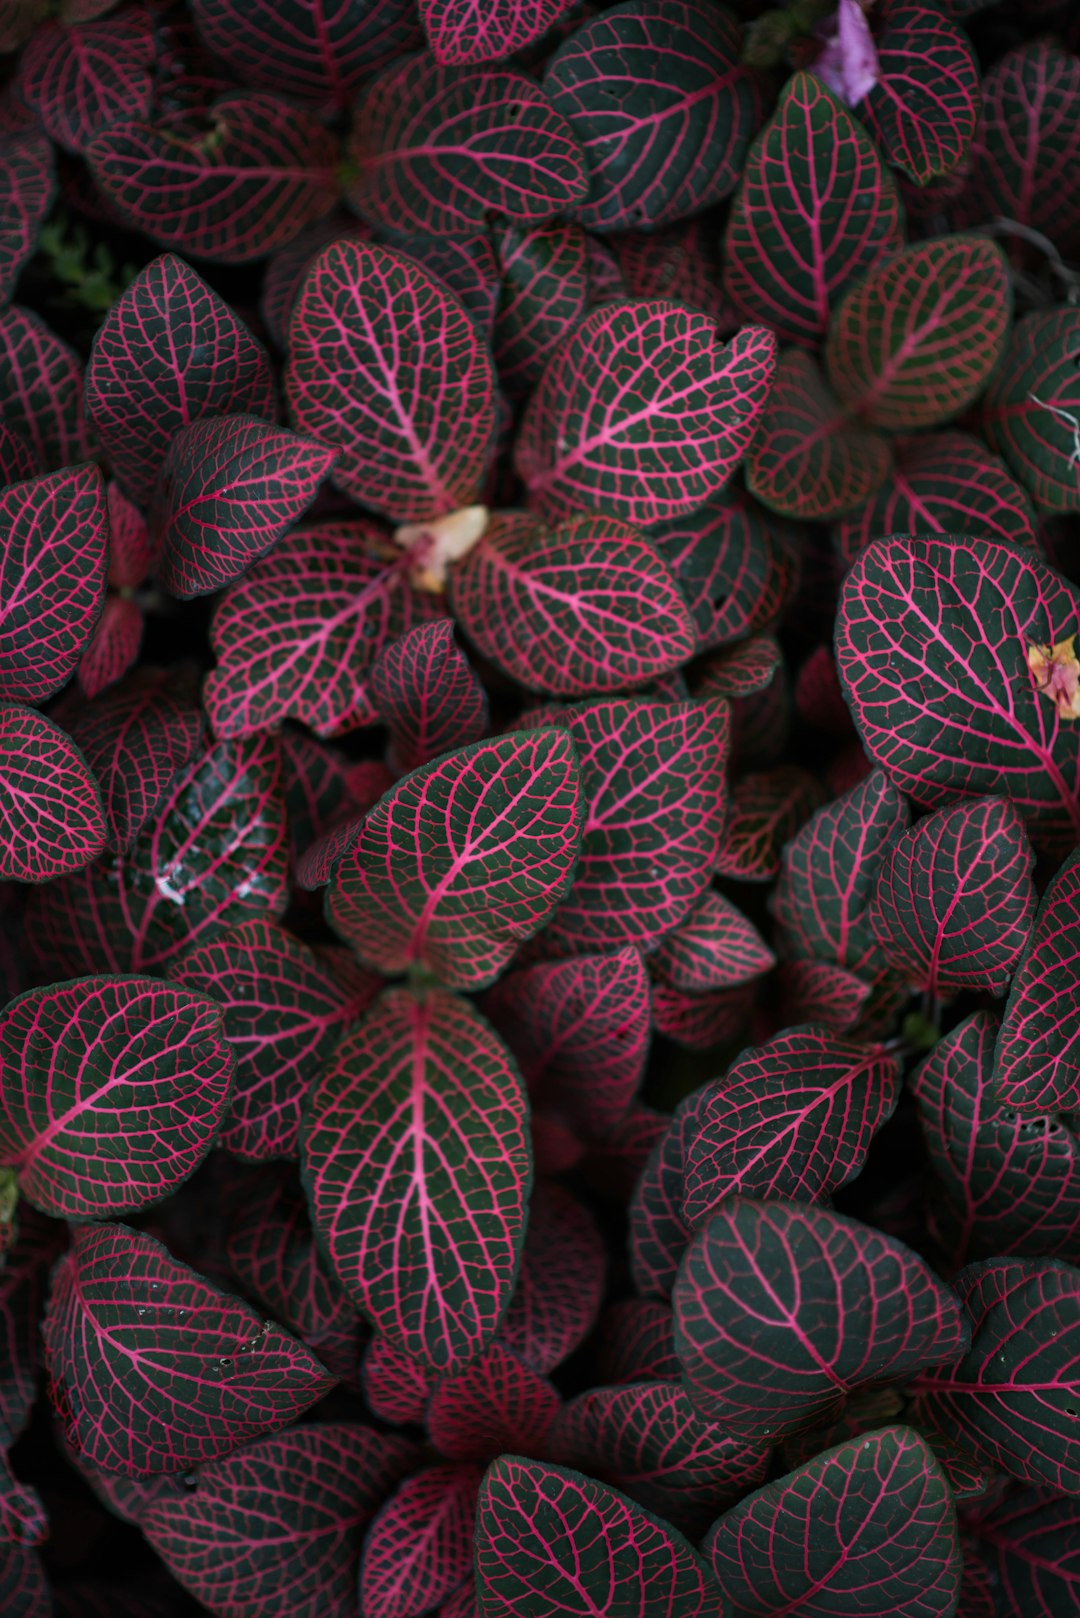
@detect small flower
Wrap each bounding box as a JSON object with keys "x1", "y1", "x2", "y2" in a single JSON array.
[
  {"x1": 814, "y1": 0, "x2": 879, "y2": 107},
  {"x1": 393, "y1": 505, "x2": 490, "y2": 592},
  {"x1": 1028, "y1": 635, "x2": 1080, "y2": 720}
]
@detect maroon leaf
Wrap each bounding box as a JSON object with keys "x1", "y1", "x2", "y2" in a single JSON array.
[
  {"x1": 475, "y1": 1455, "x2": 720, "y2": 1616},
  {"x1": 0, "y1": 974, "x2": 234, "y2": 1219},
  {"x1": 860, "y1": 0, "x2": 981, "y2": 185},
  {"x1": 498, "y1": 1179, "x2": 605, "y2": 1375},
  {"x1": 87, "y1": 91, "x2": 339, "y2": 263},
  {"x1": 286, "y1": 239, "x2": 497, "y2": 522},
  {"x1": 171, "y1": 919, "x2": 357, "y2": 1163},
  {"x1": 995, "y1": 848, "x2": 1080, "y2": 1115},
  {"x1": 427, "y1": 1340, "x2": 559, "y2": 1463},
  {"x1": 492, "y1": 219, "x2": 588, "y2": 398},
  {"x1": 141, "y1": 1423, "x2": 417, "y2": 1618},
  {"x1": 44, "y1": 1222, "x2": 335, "y2": 1476},
  {"x1": 153, "y1": 414, "x2": 336, "y2": 600},
  {"x1": 650, "y1": 891, "x2": 774, "y2": 992},
  {"x1": 0, "y1": 703, "x2": 107, "y2": 883},
  {"x1": 421, "y1": 0, "x2": 571, "y2": 65},
  {"x1": 362, "y1": 1334, "x2": 432, "y2": 1426},
  {"x1": 361, "y1": 1462, "x2": 481, "y2": 1618},
  {"x1": 0, "y1": 304, "x2": 91, "y2": 471},
  {"x1": 447, "y1": 512, "x2": 695, "y2": 698},
  {"x1": 704, "y1": 1425, "x2": 962, "y2": 1618},
  {"x1": 868, "y1": 797, "x2": 1036, "y2": 996},
  {"x1": 18, "y1": 9, "x2": 153, "y2": 155},
  {"x1": 483, "y1": 946, "x2": 650, "y2": 1140},
  {"x1": 301, "y1": 987, "x2": 530, "y2": 1374},
  {"x1": 516, "y1": 304, "x2": 776, "y2": 525},
  {"x1": 369, "y1": 620, "x2": 488, "y2": 775},
  {"x1": 0, "y1": 134, "x2": 54, "y2": 304},
  {"x1": 0, "y1": 463, "x2": 108, "y2": 706},
  {"x1": 85, "y1": 254, "x2": 274, "y2": 509},
  {"x1": 715, "y1": 765, "x2": 824, "y2": 883},
  {"x1": 673, "y1": 1197, "x2": 969, "y2": 1440},
  {"x1": 348, "y1": 53, "x2": 587, "y2": 237},
  {"x1": 326, "y1": 729, "x2": 582, "y2": 990},
  {"x1": 682, "y1": 1028, "x2": 900, "y2": 1226},
  {"x1": 983, "y1": 309, "x2": 1080, "y2": 515},
  {"x1": 595, "y1": 1299, "x2": 679, "y2": 1386}
]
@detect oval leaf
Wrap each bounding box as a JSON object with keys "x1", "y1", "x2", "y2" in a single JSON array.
[
  {"x1": 995, "y1": 848, "x2": 1080, "y2": 1115},
  {"x1": 0, "y1": 304, "x2": 91, "y2": 472},
  {"x1": 651, "y1": 891, "x2": 775, "y2": 992},
  {"x1": 0, "y1": 134, "x2": 54, "y2": 305},
  {"x1": 498, "y1": 1179, "x2": 606, "y2": 1375},
  {"x1": 362, "y1": 1462, "x2": 481, "y2": 1618},
  {"x1": 984, "y1": 308, "x2": 1080, "y2": 513},
  {"x1": 369, "y1": 619, "x2": 488, "y2": 775},
  {"x1": 18, "y1": 10, "x2": 153, "y2": 155},
  {"x1": 860, "y1": 0, "x2": 980, "y2": 185},
  {"x1": 492, "y1": 219, "x2": 588, "y2": 398},
  {"x1": 421, "y1": 0, "x2": 568, "y2": 64},
  {"x1": 0, "y1": 703, "x2": 107, "y2": 884},
  {"x1": 427, "y1": 1341, "x2": 559, "y2": 1464}
]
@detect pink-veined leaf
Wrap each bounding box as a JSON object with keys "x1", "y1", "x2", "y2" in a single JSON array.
[
  {"x1": 483, "y1": 946, "x2": 650, "y2": 1140},
  {"x1": 0, "y1": 703, "x2": 106, "y2": 884},
  {"x1": 868, "y1": 797, "x2": 1036, "y2": 996},
  {"x1": 421, "y1": 0, "x2": 571, "y2": 64},
  {"x1": 498, "y1": 1179, "x2": 605, "y2": 1375},
  {"x1": 714, "y1": 764, "x2": 824, "y2": 883},
  {"x1": 285, "y1": 239, "x2": 497, "y2": 522},
  {"x1": 189, "y1": 0, "x2": 421, "y2": 111},
  {"x1": 301, "y1": 987, "x2": 530, "y2": 1374},
  {"x1": 553, "y1": 1380, "x2": 769, "y2": 1538},
  {"x1": 975, "y1": 1486, "x2": 1080, "y2": 1617},
  {"x1": 171, "y1": 919, "x2": 357, "y2": 1163},
  {"x1": 835, "y1": 534, "x2": 1080, "y2": 854},
  {"x1": 994, "y1": 848, "x2": 1080, "y2": 1115},
  {"x1": 0, "y1": 135, "x2": 54, "y2": 305},
  {"x1": 361, "y1": 1462, "x2": 481, "y2": 1618},
  {"x1": 543, "y1": 0, "x2": 758, "y2": 233},
  {"x1": 85, "y1": 254, "x2": 275, "y2": 509},
  {"x1": 517, "y1": 304, "x2": 776, "y2": 525},
  {"x1": 492, "y1": 219, "x2": 588, "y2": 398},
  {"x1": 693, "y1": 634, "x2": 782, "y2": 703},
  {"x1": 369, "y1": 620, "x2": 488, "y2": 775},
  {"x1": 0, "y1": 304, "x2": 91, "y2": 471},
  {"x1": 794, "y1": 646, "x2": 855, "y2": 738},
  {"x1": 282, "y1": 727, "x2": 392, "y2": 868},
  {"x1": 984, "y1": 309, "x2": 1080, "y2": 514},
  {"x1": 703, "y1": 1425, "x2": 962, "y2": 1618},
  {"x1": 141, "y1": 1422, "x2": 417, "y2": 1618},
  {"x1": 427, "y1": 1340, "x2": 559, "y2": 1463},
  {"x1": 43, "y1": 1221, "x2": 336, "y2": 1476},
  {"x1": 153, "y1": 413, "x2": 336, "y2": 600},
  {"x1": 537, "y1": 698, "x2": 729, "y2": 954},
  {"x1": 651, "y1": 983, "x2": 754, "y2": 1053},
  {"x1": 0, "y1": 1209, "x2": 64, "y2": 1448},
  {"x1": 348, "y1": 52, "x2": 587, "y2": 237},
  {"x1": 860, "y1": 0, "x2": 981, "y2": 185},
  {"x1": 611, "y1": 217, "x2": 729, "y2": 325},
  {"x1": 87, "y1": 91, "x2": 339, "y2": 263},
  {"x1": 595, "y1": 1299, "x2": 679, "y2": 1386},
  {"x1": 475, "y1": 1454, "x2": 720, "y2": 1616},
  {"x1": 0, "y1": 463, "x2": 107, "y2": 705},
  {"x1": 18, "y1": 8, "x2": 153, "y2": 156},
  {"x1": 0, "y1": 974, "x2": 234, "y2": 1220},
  {"x1": 724, "y1": 70, "x2": 903, "y2": 346},
  {"x1": 629, "y1": 1092, "x2": 705, "y2": 1299},
  {"x1": 745, "y1": 346, "x2": 891, "y2": 519},
  {"x1": 259, "y1": 215, "x2": 371, "y2": 350},
  {"x1": 682, "y1": 1027, "x2": 900, "y2": 1226},
  {"x1": 383, "y1": 228, "x2": 501, "y2": 342},
  {"x1": 650, "y1": 891, "x2": 775, "y2": 992},
  {"x1": 673, "y1": 1196, "x2": 970, "y2": 1439},
  {"x1": 774, "y1": 959, "x2": 872, "y2": 1035},
  {"x1": 911, "y1": 1011, "x2": 1080, "y2": 1267},
  {"x1": 0, "y1": 1543, "x2": 48, "y2": 1618},
  {"x1": 447, "y1": 511, "x2": 695, "y2": 698},
  {"x1": 0, "y1": 422, "x2": 39, "y2": 489},
  {"x1": 362, "y1": 1334, "x2": 433, "y2": 1426},
  {"x1": 824, "y1": 236, "x2": 1010, "y2": 431},
  {"x1": 326, "y1": 728, "x2": 582, "y2": 990}
]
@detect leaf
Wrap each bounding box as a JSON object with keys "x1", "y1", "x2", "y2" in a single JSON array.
[
  {"x1": 498, "y1": 1179, "x2": 605, "y2": 1375},
  {"x1": 141, "y1": 1423, "x2": 417, "y2": 1618},
  {"x1": 714, "y1": 765, "x2": 824, "y2": 883},
  {"x1": 301, "y1": 987, "x2": 530, "y2": 1374},
  {"x1": 0, "y1": 423, "x2": 40, "y2": 490},
  {"x1": 427, "y1": 1341, "x2": 559, "y2": 1463},
  {"x1": 0, "y1": 974, "x2": 234, "y2": 1220},
  {"x1": 0, "y1": 304, "x2": 91, "y2": 471},
  {"x1": 420, "y1": 0, "x2": 569, "y2": 64},
  {"x1": 860, "y1": 0, "x2": 981, "y2": 185},
  {"x1": 282, "y1": 728, "x2": 391, "y2": 866},
  {"x1": 834, "y1": 429, "x2": 1038, "y2": 566},
  {"x1": 595, "y1": 1300, "x2": 679, "y2": 1386},
  {"x1": 492, "y1": 219, "x2": 588, "y2": 398},
  {"x1": 673, "y1": 1197, "x2": 969, "y2": 1439},
  {"x1": 0, "y1": 1544, "x2": 48, "y2": 1618},
  {"x1": 23, "y1": 733, "x2": 289, "y2": 976},
  {"x1": 835, "y1": 534, "x2": 1080, "y2": 854},
  {"x1": 476, "y1": 1454, "x2": 719, "y2": 1615},
  {"x1": 516, "y1": 304, "x2": 776, "y2": 525},
  {"x1": 361, "y1": 1463, "x2": 481, "y2": 1618},
  {"x1": 915, "y1": 1257, "x2": 1080, "y2": 1493},
  {"x1": 703, "y1": 1425, "x2": 962, "y2": 1618},
  {"x1": 995, "y1": 849, "x2": 1080, "y2": 1115},
  {"x1": 542, "y1": 0, "x2": 758, "y2": 233},
  {"x1": 745, "y1": 347, "x2": 890, "y2": 519},
  {"x1": 911, "y1": 1011, "x2": 1080, "y2": 1266},
  {"x1": 694, "y1": 636, "x2": 782, "y2": 703},
  {"x1": 362, "y1": 1334, "x2": 432, "y2": 1425},
  {"x1": 868, "y1": 797, "x2": 1035, "y2": 996},
  {"x1": 0, "y1": 463, "x2": 108, "y2": 706},
  {"x1": 724, "y1": 71, "x2": 903, "y2": 346},
  {"x1": 18, "y1": 9, "x2": 153, "y2": 155},
  {"x1": 651, "y1": 891, "x2": 774, "y2": 992},
  {"x1": 348, "y1": 53, "x2": 587, "y2": 237},
  {"x1": 369, "y1": 620, "x2": 488, "y2": 775},
  {"x1": 153, "y1": 414, "x2": 336, "y2": 600},
  {"x1": 976, "y1": 1487, "x2": 1080, "y2": 1617},
  {"x1": 64, "y1": 677, "x2": 204, "y2": 853},
  {"x1": 682, "y1": 1028, "x2": 901, "y2": 1226},
  {"x1": 204, "y1": 522, "x2": 426, "y2": 740},
  {"x1": 775, "y1": 959, "x2": 872, "y2": 1034},
  {"x1": 0, "y1": 134, "x2": 54, "y2": 305},
  {"x1": 0, "y1": 1209, "x2": 64, "y2": 1448},
  {"x1": 88, "y1": 91, "x2": 339, "y2": 263},
  {"x1": 326, "y1": 729, "x2": 582, "y2": 990},
  {"x1": 629, "y1": 1094, "x2": 702, "y2": 1299},
  {"x1": 537, "y1": 698, "x2": 729, "y2": 954},
  {"x1": 286, "y1": 240, "x2": 496, "y2": 523},
  {"x1": 984, "y1": 309, "x2": 1080, "y2": 514},
  {"x1": 171, "y1": 919, "x2": 356, "y2": 1163},
  {"x1": 0, "y1": 703, "x2": 107, "y2": 883},
  {"x1": 85, "y1": 253, "x2": 275, "y2": 509},
  {"x1": 553, "y1": 1381, "x2": 768, "y2": 1538},
  {"x1": 43, "y1": 1222, "x2": 335, "y2": 1476},
  {"x1": 447, "y1": 512, "x2": 695, "y2": 698},
  {"x1": 482, "y1": 946, "x2": 650, "y2": 1140},
  {"x1": 189, "y1": 0, "x2": 421, "y2": 111},
  {"x1": 824, "y1": 236, "x2": 1011, "y2": 431}
]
